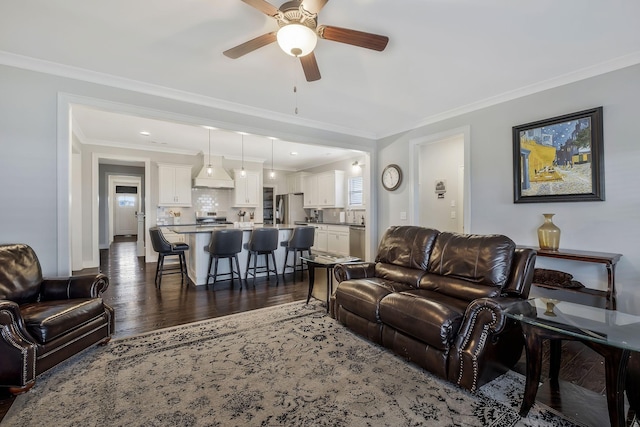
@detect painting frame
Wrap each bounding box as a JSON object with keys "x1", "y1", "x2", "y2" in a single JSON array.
[{"x1": 513, "y1": 107, "x2": 604, "y2": 203}]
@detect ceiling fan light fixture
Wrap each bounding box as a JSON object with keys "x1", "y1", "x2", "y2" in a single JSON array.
[{"x1": 277, "y1": 24, "x2": 317, "y2": 57}]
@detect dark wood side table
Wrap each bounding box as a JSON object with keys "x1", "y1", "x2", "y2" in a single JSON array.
[
  {"x1": 505, "y1": 298, "x2": 640, "y2": 427},
  {"x1": 518, "y1": 246, "x2": 622, "y2": 309},
  {"x1": 301, "y1": 253, "x2": 360, "y2": 313}
]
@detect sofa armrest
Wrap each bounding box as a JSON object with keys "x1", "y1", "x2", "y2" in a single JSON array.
[
  {"x1": 448, "y1": 296, "x2": 523, "y2": 391},
  {"x1": 40, "y1": 273, "x2": 110, "y2": 301},
  {"x1": 503, "y1": 248, "x2": 536, "y2": 297},
  {"x1": 0, "y1": 300, "x2": 38, "y2": 388},
  {"x1": 334, "y1": 262, "x2": 376, "y2": 283}
]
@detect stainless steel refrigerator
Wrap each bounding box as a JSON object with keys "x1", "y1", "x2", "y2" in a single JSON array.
[{"x1": 276, "y1": 193, "x2": 306, "y2": 224}]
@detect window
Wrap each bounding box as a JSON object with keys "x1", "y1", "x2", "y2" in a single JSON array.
[{"x1": 348, "y1": 176, "x2": 364, "y2": 207}]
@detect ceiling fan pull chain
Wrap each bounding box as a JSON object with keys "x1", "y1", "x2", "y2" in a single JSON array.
[{"x1": 294, "y1": 84, "x2": 298, "y2": 115}]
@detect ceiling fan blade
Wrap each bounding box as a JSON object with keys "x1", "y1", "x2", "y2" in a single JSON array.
[
  {"x1": 241, "y1": 0, "x2": 279, "y2": 16},
  {"x1": 223, "y1": 32, "x2": 277, "y2": 59},
  {"x1": 318, "y1": 25, "x2": 389, "y2": 51},
  {"x1": 301, "y1": 0, "x2": 328, "y2": 14},
  {"x1": 300, "y1": 52, "x2": 321, "y2": 82}
]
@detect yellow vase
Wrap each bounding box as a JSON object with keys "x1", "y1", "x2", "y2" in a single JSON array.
[{"x1": 537, "y1": 213, "x2": 560, "y2": 251}]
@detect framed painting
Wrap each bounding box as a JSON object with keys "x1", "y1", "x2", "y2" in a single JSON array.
[{"x1": 513, "y1": 107, "x2": 604, "y2": 203}]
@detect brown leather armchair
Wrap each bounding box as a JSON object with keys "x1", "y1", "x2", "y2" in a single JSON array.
[
  {"x1": 332, "y1": 226, "x2": 536, "y2": 392},
  {"x1": 0, "y1": 244, "x2": 114, "y2": 394}
]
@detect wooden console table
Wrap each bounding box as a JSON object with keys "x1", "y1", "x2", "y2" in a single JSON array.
[{"x1": 518, "y1": 246, "x2": 622, "y2": 310}]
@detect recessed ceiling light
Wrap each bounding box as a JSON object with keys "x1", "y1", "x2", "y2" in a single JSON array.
[
  {"x1": 290, "y1": 151, "x2": 298, "y2": 156},
  {"x1": 140, "y1": 131, "x2": 150, "y2": 136}
]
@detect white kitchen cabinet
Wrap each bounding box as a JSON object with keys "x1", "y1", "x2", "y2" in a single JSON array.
[
  {"x1": 158, "y1": 163, "x2": 192, "y2": 207},
  {"x1": 287, "y1": 172, "x2": 308, "y2": 194},
  {"x1": 303, "y1": 170, "x2": 345, "y2": 208},
  {"x1": 233, "y1": 169, "x2": 260, "y2": 207},
  {"x1": 302, "y1": 174, "x2": 317, "y2": 208},
  {"x1": 312, "y1": 224, "x2": 328, "y2": 252},
  {"x1": 317, "y1": 170, "x2": 345, "y2": 208},
  {"x1": 327, "y1": 225, "x2": 349, "y2": 256}
]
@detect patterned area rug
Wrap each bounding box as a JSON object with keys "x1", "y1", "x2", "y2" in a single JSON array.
[{"x1": 4, "y1": 301, "x2": 577, "y2": 426}]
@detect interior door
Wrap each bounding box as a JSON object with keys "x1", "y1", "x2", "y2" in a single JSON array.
[{"x1": 115, "y1": 186, "x2": 139, "y2": 236}]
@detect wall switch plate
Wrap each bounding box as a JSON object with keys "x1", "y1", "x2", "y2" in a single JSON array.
[
  {"x1": 400, "y1": 211, "x2": 407, "y2": 220},
  {"x1": 450, "y1": 211, "x2": 456, "y2": 219}
]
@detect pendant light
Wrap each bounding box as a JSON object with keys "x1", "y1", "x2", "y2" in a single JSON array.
[
  {"x1": 206, "y1": 128, "x2": 213, "y2": 177},
  {"x1": 269, "y1": 137, "x2": 276, "y2": 180},
  {"x1": 240, "y1": 133, "x2": 246, "y2": 177}
]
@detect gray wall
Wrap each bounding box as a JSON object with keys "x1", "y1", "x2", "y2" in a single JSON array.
[
  {"x1": 0, "y1": 64, "x2": 373, "y2": 275},
  {"x1": 377, "y1": 64, "x2": 640, "y2": 311},
  {"x1": 1, "y1": 62, "x2": 638, "y2": 310}
]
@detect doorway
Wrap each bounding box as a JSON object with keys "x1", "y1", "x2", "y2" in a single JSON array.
[
  {"x1": 409, "y1": 126, "x2": 471, "y2": 233},
  {"x1": 109, "y1": 176, "x2": 142, "y2": 240},
  {"x1": 263, "y1": 185, "x2": 275, "y2": 224}
]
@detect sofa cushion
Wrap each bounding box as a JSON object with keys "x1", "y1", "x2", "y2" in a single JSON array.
[
  {"x1": 0, "y1": 243, "x2": 42, "y2": 304},
  {"x1": 427, "y1": 232, "x2": 515, "y2": 288},
  {"x1": 374, "y1": 263, "x2": 426, "y2": 288},
  {"x1": 20, "y1": 299, "x2": 107, "y2": 344},
  {"x1": 419, "y1": 273, "x2": 502, "y2": 302},
  {"x1": 335, "y1": 279, "x2": 413, "y2": 323},
  {"x1": 375, "y1": 226, "x2": 439, "y2": 271},
  {"x1": 378, "y1": 291, "x2": 464, "y2": 351}
]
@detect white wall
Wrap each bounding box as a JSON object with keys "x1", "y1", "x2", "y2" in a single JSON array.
[
  {"x1": 418, "y1": 135, "x2": 464, "y2": 232},
  {"x1": 377, "y1": 63, "x2": 640, "y2": 311}
]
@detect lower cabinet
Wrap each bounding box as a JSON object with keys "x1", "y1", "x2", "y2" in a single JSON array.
[
  {"x1": 327, "y1": 225, "x2": 349, "y2": 256},
  {"x1": 313, "y1": 225, "x2": 328, "y2": 252},
  {"x1": 312, "y1": 225, "x2": 349, "y2": 256}
]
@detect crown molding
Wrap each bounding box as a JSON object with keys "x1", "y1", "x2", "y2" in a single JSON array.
[
  {"x1": 83, "y1": 139, "x2": 200, "y2": 156},
  {"x1": 0, "y1": 50, "x2": 377, "y2": 140},
  {"x1": 380, "y1": 51, "x2": 640, "y2": 139}
]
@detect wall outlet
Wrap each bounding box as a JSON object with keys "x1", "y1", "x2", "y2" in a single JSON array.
[
  {"x1": 400, "y1": 211, "x2": 407, "y2": 220},
  {"x1": 450, "y1": 211, "x2": 456, "y2": 219}
]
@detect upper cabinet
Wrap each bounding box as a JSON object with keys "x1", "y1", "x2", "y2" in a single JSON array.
[
  {"x1": 287, "y1": 172, "x2": 308, "y2": 194},
  {"x1": 233, "y1": 169, "x2": 260, "y2": 207},
  {"x1": 302, "y1": 170, "x2": 345, "y2": 208},
  {"x1": 317, "y1": 170, "x2": 345, "y2": 207},
  {"x1": 158, "y1": 163, "x2": 192, "y2": 207},
  {"x1": 302, "y1": 174, "x2": 317, "y2": 208}
]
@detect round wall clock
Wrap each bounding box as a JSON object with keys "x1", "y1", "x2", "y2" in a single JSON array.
[{"x1": 382, "y1": 164, "x2": 402, "y2": 191}]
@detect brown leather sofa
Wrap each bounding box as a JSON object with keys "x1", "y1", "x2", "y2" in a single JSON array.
[
  {"x1": 332, "y1": 226, "x2": 536, "y2": 392},
  {"x1": 0, "y1": 244, "x2": 114, "y2": 394}
]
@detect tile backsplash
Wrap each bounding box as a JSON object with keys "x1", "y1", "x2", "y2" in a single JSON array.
[{"x1": 156, "y1": 188, "x2": 232, "y2": 224}]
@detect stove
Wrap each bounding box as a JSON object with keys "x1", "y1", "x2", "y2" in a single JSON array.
[{"x1": 195, "y1": 211, "x2": 232, "y2": 225}]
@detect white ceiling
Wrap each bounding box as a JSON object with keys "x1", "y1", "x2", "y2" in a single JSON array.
[
  {"x1": 71, "y1": 104, "x2": 362, "y2": 171},
  {"x1": 1, "y1": 0, "x2": 639, "y2": 168}
]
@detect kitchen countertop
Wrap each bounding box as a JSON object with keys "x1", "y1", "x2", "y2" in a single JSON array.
[
  {"x1": 294, "y1": 221, "x2": 365, "y2": 228},
  {"x1": 160, "y1": 223, "x2": 298, "y2": 234}
]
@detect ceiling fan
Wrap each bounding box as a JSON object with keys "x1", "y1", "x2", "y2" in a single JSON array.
[{"x1": 223, "y1": 0, "x2": 389, "y2": 82}]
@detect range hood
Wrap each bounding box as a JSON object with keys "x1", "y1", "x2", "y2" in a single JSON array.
[{"x1": 193, "y1": 156, "x2": 235, "y2": 189}]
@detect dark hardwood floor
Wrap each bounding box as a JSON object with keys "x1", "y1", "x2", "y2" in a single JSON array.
[
  {"x1": 0, "y1": 235, "x2": 613, "y2": 424},
  {"x1": 100, "y1": 236, "x2": 309, "y2": 337}
]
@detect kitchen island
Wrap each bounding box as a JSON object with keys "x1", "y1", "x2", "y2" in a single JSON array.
[{"x1": 160, "y1": 223, "x2": 298, "y2": 286}]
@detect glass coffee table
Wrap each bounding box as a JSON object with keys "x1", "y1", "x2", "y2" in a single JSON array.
[
  {"x1": 300, "y1": 253, "x2": 360, "y2": 313},
  {"x1": 505, "y1": 298, "x2": 640, "y2": 427}
]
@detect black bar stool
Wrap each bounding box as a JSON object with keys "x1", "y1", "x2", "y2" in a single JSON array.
[
  {"x1": 245, "y1": 228, "x2": 279, "y2": 287},
  {"x1": 205, "y1": 229, "x2": 243, "y2": 288},
  {"x1": 149, "y1": 227, "x2": 189, "y2": 287},
  {"x1": 282, "y1": 226, "x2": 315, "y2": 282}
]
